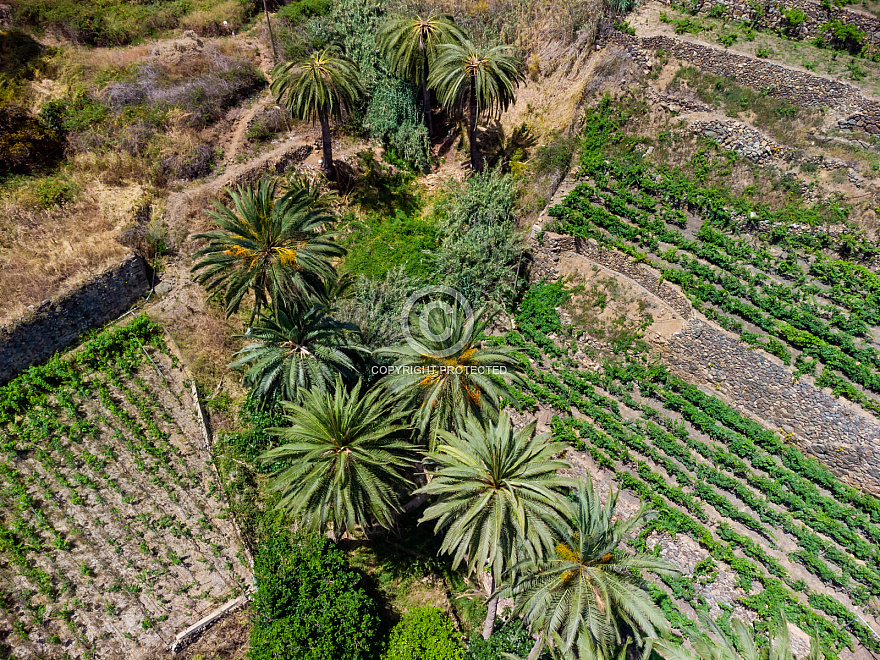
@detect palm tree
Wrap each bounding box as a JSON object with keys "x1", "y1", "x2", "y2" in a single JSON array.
[
  {"x1": 260, "y1": 376, "x2": 417, "y2": 538},
  {"x1": 502, "y1": 480, "x2": 679, "y2": 660},
  {"x1": 271, "y1": 50, "x2": 363, "y2": 181},
  {"x1": 649, "y1": 612, "x2": 820, "y2": 660},
  {"x1": 429, "y1": 40, "x2": 523, "y2": 172},
  {"x1": 378, "y1": 14, "x2": 466, "y2": 137},
  {"x1": 192, "y1": 178, "x2": 344, "y2": 322},
  {"x1": 416, "y1": 413, "x2": 573, "y2": 639},
  {"x1": 229, "y1": 296, "x2": 366, "y2": 405},
  {"x1": 376, "y1": 305, "x2": 523, "y2": 446}
]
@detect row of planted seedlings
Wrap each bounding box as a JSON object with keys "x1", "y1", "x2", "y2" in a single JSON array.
[
  {"x1": 495, "y1": 316, "x2": 880, "y2": 657},
  {"x1": 0, "y1": 317, "x2": 248, "y2": 658},
  {"x1": 547, "y1": 98, "x2": 880, "y2": 416}
]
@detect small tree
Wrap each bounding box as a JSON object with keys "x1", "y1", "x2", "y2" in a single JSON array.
[
  {"x1": 261, "y1": 376, "x2": 417, "y2": 538},
  {"x1": 503, "y1": 480, "x2": 678, "y2": 660},
  {"x1": 192, "y1": 178, "x2": 343, "y2": 321},
  {"x1": 429, "y1": 41, "x2": 523, "y2": 172},
  {"x1": 417, "y1": 413, "x2": 573, "y2": 639},
  {"x1": 378, "y1": 14, "x2": 466, "y2": 137},
  {"x1": 271, "y1": 50, "x2": 364, "y2": 181}
]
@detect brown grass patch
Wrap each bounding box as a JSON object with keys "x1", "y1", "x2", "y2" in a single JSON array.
[{"x1": 0, "y1": 182, "x2": 141, "y2": 325}]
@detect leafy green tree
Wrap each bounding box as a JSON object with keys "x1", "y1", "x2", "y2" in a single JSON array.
[
  {"x1": 271, "y1": 50, "x2": 364, "y2": 181},
  {"x1": 649, "y1": 612, "x2": 820, "y2": 660},
  {"x1": 377, "y1": 305, "x2": 522, "y2": 444},
  {"x1": 503, "y1": 480, "x2": 678, "y2": 660},
  {"x1": 229, "y1": 296, "x2": 366, "y2": 405},
  {"x1": 417, "y1": 413, "x2": 573, "y2": 640},
  {"x1": 260, "y1": 376, "x2": 417, "y2": 538},
  {"x1": 429, "y1": 41, "x2": 523, "y2": 171},
  {"x1": 249, "y1": 525, "x2": 379, "y2": 660},
  {"x1": 383, "y1": 607, "x2": 464, "y2": 660},
  {"x1": 378, "y1": 14, "x2": 466, "y2": 137},
  {"x1": 192, "y1": 178, "x2": 344, "y2": 321}
]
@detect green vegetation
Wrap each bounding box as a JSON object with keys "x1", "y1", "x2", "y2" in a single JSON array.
[
  {"x1": 418, "y1": 413, "x2": 572, "y2": 638},
  {"x1": 378, "y1": 307, "x2": 523, "y2": 442},
  {"x1": 230, "y1": 296, "x2": 367, "y2": 403},
  {"x1": 250, "y1": 525, "x2": 380, "y2": 660},
  {"x1": 382, "y1": 607, "x2": 464, "y2": 660},
  {"x1": 504, "y1": 481, "x2": 678, "y2": 658},
  {"x1": 0, "y1": 317, "x2": 250, "y2": 657}
]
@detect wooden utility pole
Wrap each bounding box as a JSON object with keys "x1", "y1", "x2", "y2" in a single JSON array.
[{"x1": 262, "y1": 0, "x2": 278, "y2": 64}]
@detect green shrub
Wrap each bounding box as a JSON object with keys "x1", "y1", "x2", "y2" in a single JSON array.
[
  {"x1": 29, "y1": 174, "x2": 75, "y2": 208},
  {"x1": 755, "y1": 46, "x2": 771, "y2": 57},
  {"x1": 465, "y1": 622, "x2": 544, "y2": 660},
  {"x1": 364, "y1": 78, "x2": 430, "y2": 171},
  {"x1": 821, "y1": 20, "x2": 866, "y2": 52},
  {"x1": 383, "y1": 607, "x2": 463, "y2": 660},
  {"x1": 782, "y1": 7, "x2": 807, "y2": 28},
  {"x1": 433, "y1": 170, "x2": 523, "y2": 305},
  {"x1": 277, "y1": 0, "x2": 332, "y2": 26},
  {"x1": 249, "y1": 529, "x2": 380, "y2": 660},
  {"x1": 718, "y1": 31, "x2": 738, "y2": 46},
  {"x1": 614, "y1": 20, "x2": 636, "y2": 35},
  {"x1": 0, "y1": 101, "x2": 64, "y2": 176},
  {"x1": 11, "y1": 0, "x2": 202, "y2": 46}
]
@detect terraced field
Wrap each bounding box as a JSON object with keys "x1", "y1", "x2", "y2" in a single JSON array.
[
  {"x1": 500, "y1": 97, "x2": 880, "y2": 658},
  {"x1": 0, "y1": 318, "x2": 251, "y2": 659}
]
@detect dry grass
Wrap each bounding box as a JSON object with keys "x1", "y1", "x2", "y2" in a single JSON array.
[
  {"x1": 0, "y1": 189, "x2": 133, "y2": 325},
  {"x1": 397, "y1": 0, "x2": 603, "y2": 49}
]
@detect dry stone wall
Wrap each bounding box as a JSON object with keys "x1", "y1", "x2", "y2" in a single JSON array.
[
  {"x1": 0, "y1": 254, "x2": 150, "y2": 384},
  {"x1": 662, "y1": 319, "x2": 880, "y2": 496},
  {"x1": 599, "y1": 27, "x2": 880, "y2": 133},
  {"x1": 676, "y1": 0, "x2": 880, "y2": 42}
]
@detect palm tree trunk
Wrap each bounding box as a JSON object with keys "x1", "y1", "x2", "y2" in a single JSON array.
[
  {"x1": 482, "y1": 573, "x2": 497, "y2": 639},
  {"x1": 528, "y1": 634, "x2": 543, "y2": 660},
  {"x1": 468, "y1": 78, "x2": 481, "y2": 173},
  {"x1": 422, "y1": 56, "x2": 433, "y2": 139},
  {"x1": 319, "y1": 114, "x2": 336, "y2": 181}
]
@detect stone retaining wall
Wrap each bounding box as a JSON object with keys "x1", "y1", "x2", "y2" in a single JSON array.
[
  {"x1": 674, "y1": 0, "x2": 880, "y2": 43},
  {"x1": 0, "y1": 255, "x2": 150, "y2": 384},
  {"x1": 662, "y1": 319, "x2": 880, "y2": 496},
  {"x1": 530, "y1": 233, "x2": 694, "y2": 317},
  {"x1": 229, "y1": 144, "x2": 312, "y2": 190},
  {"x1": 598, "y1": 26, "x2": 880, "y2": 134},
  {"x1": 530, "y1": 233, "x2": 880, "y2": 497}
]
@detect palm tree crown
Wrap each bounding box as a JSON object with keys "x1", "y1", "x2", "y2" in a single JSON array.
[
  {"x1": 377, "y1": 305, "x2": 523, "y2": 444},
  {"x1": 417, "y1": 413, "x2": 573, "y2": 638},
  {"x1": 429, "y1": 41, "x2": 523, "y2": 171},
  {"x1": 192, "y1": 178, "x2": 343, "y2": 320},
  {"x1": 229, "y1": 296, "x2": 366, "y2": 406},
  {"x1": 378, "y1": 14, "x2": 465, "y2": 136},
  {"x1": 261, "y1": 377, "x2": 417, "y2": 537},
  {"x1": 504, "y1": 480, "x2": 678, "y2": 659},
  {"x1": 271, "y1": 50, "x2": 364, "y2": 181}
]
